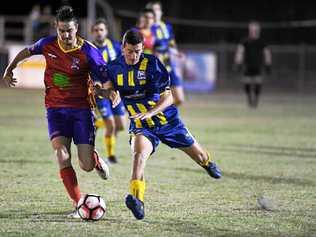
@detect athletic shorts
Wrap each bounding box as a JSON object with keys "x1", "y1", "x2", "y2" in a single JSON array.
[
  {"x1": 47, "y1": 108, "x2": 95, "y2": 145},
  {"x1": 95, "y1": 96, "x2": 125, "y2": 119},
  {"x1": 130, "y1": 119, "x2": 195, "y2": 153},
  {"x1": 242, "y1": 75, "x2": 263, "y2": 84}
]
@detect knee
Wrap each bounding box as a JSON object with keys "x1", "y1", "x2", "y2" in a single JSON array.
[
  {"x1": 55, "y1": 146, "x2": 70, "y2": 161},
  {"x1": 78, "y1": 152, "x2": 95, "y2": 172},
  {"x1": 105, "y1": 120, "x2": 115, "y2": 135},
  {"x1": 79, "y1": 162, "x2": 94, "y2": 172},
  {"x1": 115, "y1": 124, "x2": 124, "y2": 132}
]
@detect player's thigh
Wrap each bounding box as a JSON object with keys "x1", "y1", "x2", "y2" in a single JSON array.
[
  {"x1": 114, "y1": 115, "x2": 125, "y2": 131},
  {"x1": 47, "y1": 108, "x2": 73, "y2": 142},
  {"x1": 73, "y1": 109, "x2": 95, "y2": 145},
  {"x1": 130, "y1": 134, "x2": 153, "y2": 159},
  {"x1": 77, "y1": 144, "x2": 95, "y2": 171}
]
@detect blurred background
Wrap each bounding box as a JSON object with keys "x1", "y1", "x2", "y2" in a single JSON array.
[{"x1": 1, "y1": 0, "x2": 316, "y2": 92}]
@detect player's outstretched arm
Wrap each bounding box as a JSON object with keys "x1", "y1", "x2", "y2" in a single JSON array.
[
  {"x1": 130, "y1": 89, "x2": 173, "y2": 121},
  {"x1": 2, "y1": 48, "x2": 31, "y2": 87},
  {"x1": 94, "y1": 81, "x2": 121, "y2": 107}
]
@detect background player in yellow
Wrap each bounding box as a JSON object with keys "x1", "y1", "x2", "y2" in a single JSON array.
[{"x1": 91, "y1": 19, "x2": 126, "y2": 163}]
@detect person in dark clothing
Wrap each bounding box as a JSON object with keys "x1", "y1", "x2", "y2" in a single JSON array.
[{"x1": 234, "y1": 21, "x2": 272, "y2": 108}]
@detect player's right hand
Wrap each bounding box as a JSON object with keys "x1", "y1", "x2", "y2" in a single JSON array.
[
  {"x1": 2, "y1": 70, "x2": 17, "y2": 87},
  {"x1": 110, "y1": 90, "x2": 121, "y2": 108}
]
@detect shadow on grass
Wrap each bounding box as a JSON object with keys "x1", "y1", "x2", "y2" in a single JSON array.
[
  {"x1": 221, "y1": 143, "x2": 316, "y2": 159},
  {"x1": 0, "y1": 209, "x2": 124, "y2": 224},
  {"x1": 175, "y1": 167, "x2": 315, "y2": 187}
]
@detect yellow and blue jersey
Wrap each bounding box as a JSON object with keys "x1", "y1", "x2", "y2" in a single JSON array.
[
  {"x1": 151, "y1": 21, "x2": 175, "y2": 53},
  {"x1": 150, "y1": 22, "x2": 182, "y2": 87},
  {"x1": 96, "y1": 38, "x2": 121, "y2": 63},
  {"x1": 94, "y1": 38, "x2": 125, "y2": 118},
  {"x1": 107, "y1": 54, "x2": 179, "y2": 131}
]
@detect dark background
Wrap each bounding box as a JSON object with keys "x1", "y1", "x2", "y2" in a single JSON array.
[{"x1": 2, "y1": 0, "x2": 316, "y2": 44}]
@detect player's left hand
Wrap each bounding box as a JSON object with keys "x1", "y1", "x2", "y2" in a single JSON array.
[{"x1": 130, "y1": 112, "x2": 153, "y2": 121}]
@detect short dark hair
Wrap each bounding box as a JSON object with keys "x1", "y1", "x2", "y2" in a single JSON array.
[
  {"x1": 56, "y1": 5, "x2": 77, "y2": 23},
  {"x1": 122, "y1": 29, "x2": 144, "y2": 46},
  {"x1": 146, "y1": 1, "x2": 162, "y2": 10},
  {"x1": 94, "y1": 18, "x2": 108, "y2": 27},
  {"x1": 140, "y1": 8, "x2": 155, "y2": 17}
]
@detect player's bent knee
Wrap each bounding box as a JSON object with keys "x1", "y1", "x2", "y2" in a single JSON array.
[
  {"x1": 116, "y1": 124, "x2": 124, "y2": 132},
  {"x1": 55, "y1": 146, "x2": 70, "y2": 161},
  {"x1": 79, "y1": 161, "x2": 94, "y2": 172}
]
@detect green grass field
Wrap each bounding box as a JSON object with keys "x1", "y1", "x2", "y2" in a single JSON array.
[{"x1": 0, "y1": 88, "x2": 315, "y2": 237}]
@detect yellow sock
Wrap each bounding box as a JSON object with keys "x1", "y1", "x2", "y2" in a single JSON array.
[
  {"x1": 104, "y1": 135, "x2": 116, "y2": 157},
  {"x1": 129, "y1": 179, "x2": 146, "y2": 202},
  {"x1": 95, "y1": 118, "x2": 105, "y2": 129},
  {"x1": 201, "y1": 152, "x2": 212, "y2": 167}
]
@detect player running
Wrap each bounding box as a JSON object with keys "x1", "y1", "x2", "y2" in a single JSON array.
[
  {"x1": 91, "y1": 18, "x2": 126, "y2": 164},
  {"x1": 146, "y1": 1, "x2": 185, "y2": 106},
  {"x1": 99, "y1": 30, "x2": 222, "y2": 220},
  {"x1": 2, "y1": 6, "x2": 117, "y2": 218}
]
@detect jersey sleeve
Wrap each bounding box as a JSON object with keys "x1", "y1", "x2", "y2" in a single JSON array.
[
  {"x1": 149, "y1": 56, "x2": 170, "y2": 94},
  {"x1": 83, "y1": 42, "x2": 108, "y2": 84},
  {"x1": 167, "y1": 23, "x2": 175, "y2": 41},
  {"x1": 113, "y1": 41, "x2": 122, "y2": 56},
  {"x1": 27, "y1": 37, "x2": 51, "y2": 55}
]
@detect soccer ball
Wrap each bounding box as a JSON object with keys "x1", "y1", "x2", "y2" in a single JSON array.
[{"x1": 77, "y1": 194, "x2": 106, "y2": 221}]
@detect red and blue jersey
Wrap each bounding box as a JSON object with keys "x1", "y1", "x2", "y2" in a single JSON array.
[{"x1": 28, "y1": 35, "x2": 108, "y2": 108}]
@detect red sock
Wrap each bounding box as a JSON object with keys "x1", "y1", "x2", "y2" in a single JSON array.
[{"x1": 59, "y1": 166, "x2": 81, "y2": 205}]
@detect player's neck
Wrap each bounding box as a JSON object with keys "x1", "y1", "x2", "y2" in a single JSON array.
[
  {"x1": 98, "y1": 38, "x2": 109, "y2": 47},
  {"x1": 59, "y1": 37, "x2": 78, "y2": 51}
]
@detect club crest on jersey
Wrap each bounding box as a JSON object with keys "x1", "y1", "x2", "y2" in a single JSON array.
[
  {"x1": 71, "y1": 57, "x2": 80, "y2": 70},
  {"x1": 137, "y1": 71, "x2": 146, "y2": 80}
]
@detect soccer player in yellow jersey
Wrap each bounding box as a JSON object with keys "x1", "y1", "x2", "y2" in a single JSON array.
[
  {"x1": 100, "y1": 29, "x2": 222, "y2": 220},
  {"x1": 91, "y1": 19, "x2": 126, "y2": 163}
]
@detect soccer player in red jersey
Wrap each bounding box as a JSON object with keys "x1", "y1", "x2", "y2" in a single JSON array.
[{"x1": 2, "y1": 6, "x2": 117, "y2": 218}]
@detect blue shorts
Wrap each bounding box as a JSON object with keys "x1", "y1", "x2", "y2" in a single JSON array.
[
  {"x1": 170, "y1": 70, "x2": 182, "y2": 87},
  {"x1": 130, "y1": 119, "x2": 195, "y2": 153},
  {"x1": 47, "y1": 108, "x2": 95, "y2": 145},
  {"x1": 96, "y1": 97, "x2": 125, "y2": 119}
]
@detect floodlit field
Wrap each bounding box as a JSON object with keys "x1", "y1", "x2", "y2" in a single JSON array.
[{"x1": 0, "y1": 88, "x2": 315, "y2": 237}]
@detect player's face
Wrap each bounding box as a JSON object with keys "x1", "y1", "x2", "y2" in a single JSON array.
[
  {"x1": 144, "y1": 12, "x2": 155, "y2": 28},
  {"x1": 92, "y1": 23, "x2": 108, "y2": 44},
  {"x1": 137, "y1": 16, "x2": 146, "y2": 28},
  {"x1": 249, "y1": 22, "x2": 260, "y2": 39},
  {"x1": 56, "y1": 20, "x2": 78, "y2": 46},
  {"x1": 152, "y1": 3, "x2": 162, "y2": 21},
  {"x1": 122, "y1": 43, "x2": 143, "y2": 65}
]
